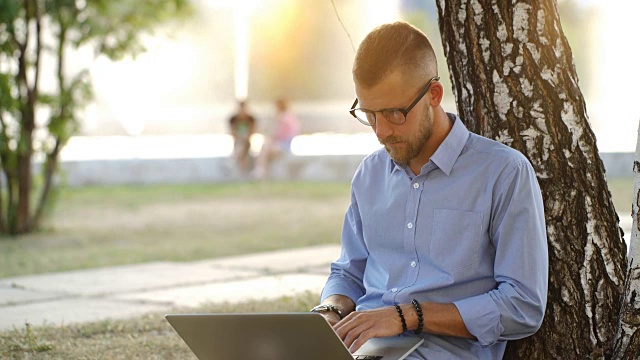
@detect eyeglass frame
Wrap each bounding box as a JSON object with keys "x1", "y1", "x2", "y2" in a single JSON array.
[{"x1": 349, "y1": 76, "x2": 441, "y2": 126}]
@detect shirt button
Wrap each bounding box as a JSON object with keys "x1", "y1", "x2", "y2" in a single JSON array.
[
  {"x1": 413, "y1": 183, "x2": 419, "y2": 189},
  {"x1": 407, "y1": 223, "x2": 413, "y2": 229},
  {"x1": 391, "y1": 288, "x2": 398, "y2": 293},
  {"x1": 410, "y1": 261, "x2": 417, "y2": 268}
]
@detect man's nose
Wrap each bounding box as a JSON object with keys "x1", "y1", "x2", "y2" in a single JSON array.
[{"x1": 374, "y1": 115, "x2": 393, "y2": 139}]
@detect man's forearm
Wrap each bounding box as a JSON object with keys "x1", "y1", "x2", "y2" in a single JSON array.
[
  {"x1": 401, "y1": 302, "x2": 474, "y2": 339},
  {"x1": 332, "y1": 300, "x2": 475, "y2": 353},
  {"x1": 322, "y1": 294, "x2": 357, "y2": 318},
  {"x1": 324, "y1": 296, "x2": 474, "y2": 339}
]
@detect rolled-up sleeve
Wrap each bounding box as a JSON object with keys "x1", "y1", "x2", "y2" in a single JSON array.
[
  {"x1": 454, "y1": 159, "x2": 548, "y2": 346},
  {"x1": 321, "y1": 186, "x2": 368, "y2": 303}
]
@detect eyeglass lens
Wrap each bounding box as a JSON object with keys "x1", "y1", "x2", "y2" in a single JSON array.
[{"x1": 354, "y1": 109, "x2": 404, "y2": 126}]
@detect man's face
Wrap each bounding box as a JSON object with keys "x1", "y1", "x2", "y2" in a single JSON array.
[
  {"x1": 384, "y1": 104, "x2": 433, "y2": 164},
  {"x1": 355, "y1": 71, "x2": 433, "y2": 164}
]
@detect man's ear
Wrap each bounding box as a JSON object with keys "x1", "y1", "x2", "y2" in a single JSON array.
[{"x1": 428, "y1": 81, "x2": 444, "y2": 107}]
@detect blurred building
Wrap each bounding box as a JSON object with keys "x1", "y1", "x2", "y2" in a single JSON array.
[
  {"x1": 78, "y1": 0, "x2": 400, "y2": 137},
  {"x1": 58, "y1": 0, "x2": 640, "y2": 153}
]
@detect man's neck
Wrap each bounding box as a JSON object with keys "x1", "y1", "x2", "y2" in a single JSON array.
[{"x1": 407, "y1": 108, "x2": 453, "y2": 175}]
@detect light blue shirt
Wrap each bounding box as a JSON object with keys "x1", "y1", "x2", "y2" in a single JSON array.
[{"x1": 321, "y1": 114, "x2": 548, "y2": 360}]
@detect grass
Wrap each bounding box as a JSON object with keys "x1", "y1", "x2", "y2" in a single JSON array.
[
  {"x1": 0, "y1": 182, "x2": 351, "y2": 278},
  {"x1": 0, "y1": 178, "x2": 635, "y2": 358},
  {"x1": 0, "y1": 292, "x2": 320, "y2": 359},
  {"x1": 0, "y1": 177, "x2": 634, "y2": 279}
]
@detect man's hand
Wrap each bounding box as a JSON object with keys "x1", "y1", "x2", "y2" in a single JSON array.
[{"x1": 333, "y1": 306, "x2": 406, "y2": 353}]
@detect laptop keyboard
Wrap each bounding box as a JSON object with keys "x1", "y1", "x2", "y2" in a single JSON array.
[{"x1": 353, "y1": 356, "x2": 383, "y2": 360}]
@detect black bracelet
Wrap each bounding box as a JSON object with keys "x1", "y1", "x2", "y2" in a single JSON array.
[
  {"x1": 394, "y1": 304, "x2": 408, "y2": 333},
  {"x1": 412, "y1": 299, "x2": 424, "y2": 335}
]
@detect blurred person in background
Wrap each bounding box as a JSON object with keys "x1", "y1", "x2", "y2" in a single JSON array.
[
  {"x1": 228, "y1": 100, "x2": 257, "y2": 175},
  {"x1": 252, "y1": 98, "x2": 300, "y2": 179}
]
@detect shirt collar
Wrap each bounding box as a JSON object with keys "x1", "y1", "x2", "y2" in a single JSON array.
[
  {"x1": 430, "y1": 113, "x2": 469, "y2": 176},
  {"x1": 388, "y1": 113, "x2": 469, "y2": 176}
]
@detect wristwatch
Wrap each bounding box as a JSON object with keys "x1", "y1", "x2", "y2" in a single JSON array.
[{"x1": 310, "y1": 304, "x2": 343, "y2": 319}]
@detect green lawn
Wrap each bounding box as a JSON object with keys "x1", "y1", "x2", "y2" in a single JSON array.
[
  {"x1": 0, "y1": 182, "x2": 351, "y2": 278},
  {"x1": 0, "y1": 177, "x2": 634, "y2": 279}
]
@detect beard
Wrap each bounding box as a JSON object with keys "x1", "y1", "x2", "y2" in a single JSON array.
[{"x1": 379, "y1": 106, "x2": 433, "y2": 164}]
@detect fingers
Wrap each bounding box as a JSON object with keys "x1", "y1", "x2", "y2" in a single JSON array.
[
  {"x1": 336, "y1": 315, "x2": 374, "y2": 352},
  {"x1": 346, "y1": 327, "x2": 376, "y2": 353},
  {"x1": 333, "y1": 309, "x2": 398, "y2": 353}
]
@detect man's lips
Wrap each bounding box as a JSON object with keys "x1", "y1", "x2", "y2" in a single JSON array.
[{"x1": 380, "y1": 138, "x2": 404, "y2": 147}]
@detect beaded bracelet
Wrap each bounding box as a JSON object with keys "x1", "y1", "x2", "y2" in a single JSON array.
[
  {"x1": 412, "y1": 299, "x2": 424, "y2": 335},
  {"x1": 394, "y1": 304, "x2": 408, "y2": 333}
]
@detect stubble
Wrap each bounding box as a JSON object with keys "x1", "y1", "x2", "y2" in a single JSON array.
[{"x1": 380, "y1": 107, "x2": 433, "y2": 164}]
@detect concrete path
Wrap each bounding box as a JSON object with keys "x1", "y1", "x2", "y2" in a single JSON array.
[{"x1": 0, "y1": 244, "x2": 341, "y2": 332}]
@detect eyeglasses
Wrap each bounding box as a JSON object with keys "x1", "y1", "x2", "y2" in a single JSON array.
[{"x1": 349, "y1": 76, "x2": 440, "y2": 126}]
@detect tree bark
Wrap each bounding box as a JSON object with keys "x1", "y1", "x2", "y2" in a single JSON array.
[
  {"x1": 612, "y1": 122, "x2": 640, "y2": 359},
  {"x1": 33, "y1": 10, "x2": 67, "y2": 229},
  {"x1": 436, "y1": 0, "x2": 628, "y2": 358},
  {"x1": 0, "y1": 115, "x2": 10, "y2": 233},
  {"x1": 14, "y1": 0, "x2": 41, "y2": 234},
  {"x1": 33, "y1": 141, "x2": 59, "y2": 229}
]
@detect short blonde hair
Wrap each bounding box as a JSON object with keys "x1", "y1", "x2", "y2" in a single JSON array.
[{"x1": 353, "y1": 21, "x2": 437, "y2": 88}]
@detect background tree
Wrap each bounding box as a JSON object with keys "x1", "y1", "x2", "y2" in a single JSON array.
[
  {"x1": 0, "y1": 0, "x2": 191, "y2": 235},
  {"x1": 612, "y1": 122, "x2": 640, "y2": 359},
  {"x1": 435, "y1": 0, "x2": 629, "y2": 358}
]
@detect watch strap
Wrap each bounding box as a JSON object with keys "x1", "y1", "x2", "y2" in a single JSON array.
[{"x1": 310, "y1": 304, "x2": 343, "y2": 319}]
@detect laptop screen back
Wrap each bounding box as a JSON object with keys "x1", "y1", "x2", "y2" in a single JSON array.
[{"x1": 166, "y1": 313, "x2": 356, "y2": 360}]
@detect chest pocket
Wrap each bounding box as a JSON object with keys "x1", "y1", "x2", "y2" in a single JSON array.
[{"x1": 431, "y1": 209, "x2": 483, "y2": 272}]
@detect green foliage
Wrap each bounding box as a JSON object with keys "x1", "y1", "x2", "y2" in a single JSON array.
[
  {"x1": 0, "y1": 0, "x2": 192, "y2": 235},
  {"x1": 77, "y1": 0, "x2": 192, "y2": 59}
]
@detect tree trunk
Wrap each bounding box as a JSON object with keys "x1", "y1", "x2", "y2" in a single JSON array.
[
  {"x1": 16, "y1": 128, "x2": 33, "y2": 234},
  {"x1": 16, "y1": 55, "x2": 34, "y2": 234},
  {"x1": 612, "y1": 122, "x2": 640, "y2": 359},
  {"x1": 435, "y1": 0, "x2": 628, "y2": 358},
  {"x1": 33, "y1": 142, "x2": 59, "y2": 228},
  {"x1": 0, "y1": 116, "x2": 10, "y2": 233},
  {"x1": 33, "y1": 12, "x2": 67, "y2": 229}
]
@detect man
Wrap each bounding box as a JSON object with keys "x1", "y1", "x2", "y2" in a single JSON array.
[
  {"x1": 228, "y1": 100, "x2": 257, "y2": 174},
  {"x1": 311, "y1": 21, "x2": 548, "y2": 359}
]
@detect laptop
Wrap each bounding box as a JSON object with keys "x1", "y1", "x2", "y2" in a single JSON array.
[{"x1": 166, "y1": 313, "x2": 424, "y2": 360}]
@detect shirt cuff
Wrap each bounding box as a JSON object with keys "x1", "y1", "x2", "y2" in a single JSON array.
[
  {"x1": 321, "y1": 276, "x2": 364, "y2": 304},
  {"x1": 453, "y1": 294, "x2": 503, "y2": 346}
]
